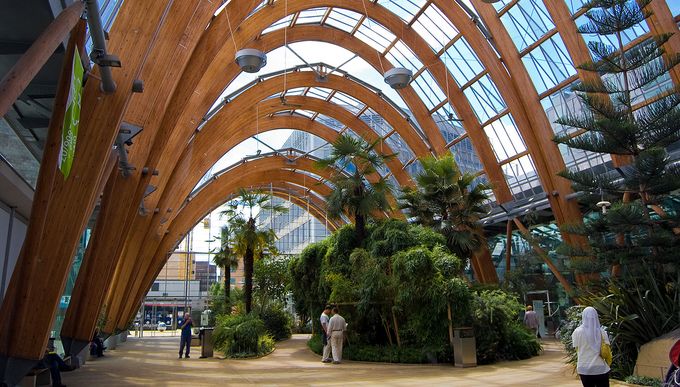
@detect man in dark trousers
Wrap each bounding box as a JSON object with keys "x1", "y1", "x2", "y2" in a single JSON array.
[{"x1": 179, "y1": 313, "x2": 193, "y2": 359}]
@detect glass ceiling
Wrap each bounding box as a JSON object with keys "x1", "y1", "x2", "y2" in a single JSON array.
[{"x1": 201, "y1": 0, "x2": 678, "y2": 214}]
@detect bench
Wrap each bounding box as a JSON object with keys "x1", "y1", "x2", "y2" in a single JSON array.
[{"x1": 20, "y1": 368, "x2": 50, "y2": 387}]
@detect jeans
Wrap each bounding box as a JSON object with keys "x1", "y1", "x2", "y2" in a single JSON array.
[
  {"x1": 40, "y1": 353, "x2": 66, "y2": 386},
  {"x1": 179, "y1": 334, "x2": 191, "y2": 357},
  {"x1": 579, "y1": 372, "x2": 610, "y2": 387}
]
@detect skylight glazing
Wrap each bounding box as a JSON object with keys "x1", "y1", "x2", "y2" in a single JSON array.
[
  {"x1": 412, "y1": 4, "x2": 459, "y2": 53},
  {"x1": 442, "y1": 37, "x2": 485, "y2": 86},
  {"x1": 483, "y1": 114, "x2": 527, "y2": 162},
  {"x1": 463, "y1": 75, "x2": 507, "y2": 123},
  {"x1": 500, "y1": 0, "x2": 555, "y2": 52},
  {"x1": 450, "y1": 138, "x2": 483, "y2": 175},
  {"x1": 355, "y1": 19, "x2": 396, "y2": 52},
  {"x1": 325, "y1": 8, "x2": 362, "y2": 33},
  {"x1": 502, "y1": 155, "x2": 543, "y2": 200},
  {"x1": 376, "y1": 0, "x2": 426, "y2": 24},
  {"x1": 522, "y1": 35, "x2": 576, "y2": 94},
  {"x1": 411, "y1": 70, "x2": 447, "y2": 111}
]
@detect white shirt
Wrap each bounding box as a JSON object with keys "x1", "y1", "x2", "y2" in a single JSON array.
[
  {"x1": 320, "y1": 312, "x2": 330, "y2": 334},
  {"x1": 572, "y1": 326, "x2": 610, "y2": 375},
  {"x1": 327, "y1": 314, "x2": 347, "y2": 332}
]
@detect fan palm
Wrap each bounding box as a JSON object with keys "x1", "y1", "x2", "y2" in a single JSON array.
[
  {"x1": 316, "y1": 134, "x2": 394, "y2": 243},
  {"x1": 400, "y1": 153, "x2": 490, "y2": 261},
  {"x1": 222, "y1": 188, "x2": 287, "y2": 313}
]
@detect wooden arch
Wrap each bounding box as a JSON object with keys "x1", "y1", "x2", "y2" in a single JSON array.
[{"x1": 105, "y1": 153, "x2": 399, "y2": 332}]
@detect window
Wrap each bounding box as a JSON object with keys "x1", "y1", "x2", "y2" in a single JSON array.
[{"x1": 151, "y1": 283, "x2": 160, "y2": 291}]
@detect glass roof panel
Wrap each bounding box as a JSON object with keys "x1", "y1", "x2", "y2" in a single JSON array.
[
  {"x1": 490, "y1": 0, "x2": 513, "y2": 12},
  {"x1": 501, "y1": 0, "x2": 555, "y2": 52},
  {"x1": 541, "y1": 82, "x2": 584, "y2": 136},
  {"x1": 432, "y1": 104, "x2": 465, "y2": 143},
  {"x1": 411, "y1": 70, "x2": 447, "y2": 111},
  {"x1": 355, "y1": 19, "x2": 396, "y2": 52},
  {"x1": 306, "y1": 87, "x2": 333, "y2": 100},
  {"x1": 412, "y1": 4, "x2": 459, "y2": 53},
  {"x1": 450, "y1": 137, "x2": 483, "y2": 175},
  {"x1": 284, "y1": 87, "x2": 307, "y2": 96},
  {"x1": 376, "y1": 0, "x2": 426, "y2": 24},
  {"x1": 360, "y1": 108, "x2": 393, "y2": 137},
  {"x1": 501, "y1": 155, "x2": 543, "y2": 200},
  {"x1": 315, "y1": 114, "x2": 345, "y2": 132},
  {"x1": 386, "y1": 40, "x2": 424, "y2": 72},
  {"x1": 329, "y1": 92, "x2": 365, "y2": 115},
  {"x1": 463, "y1": 74, "x2": 507, "y2": 123},
  {"x1": 325, "y1": 8, "x2": 362, "y2": 33},
  {"x1": 262, "y1": 14, "x2": 293, "y2": 34},
  {"x1": 669, "y1": 0, "x2": 680, "y2": 16},
  {"x1": 295, "y1": 7, "x2": 327, "y2": 25},
  {"x1": 559, "y1": 143, "x2": 614, "y2": 175},
  {"x1": 565, "y1": 0, "x2": 589, "y2": 14},
  {"x1": 406, "y1": 159, "x2": 423, "y2": 177},
  {"x1": 484, "y1": 114, "x2": 527, "y2": 161},
  {"x1": 294, "y1": 109, "x2": 316, "y2": 118},
  {"x1": 385, "y1": 132, "x2": 415, "y2": 165},
  {"x1": 442, "y1": 36, "x2": 485, "y2": 86},
  {"x1": 521, "y1": 34, "x2": 576, "y2": 95}
]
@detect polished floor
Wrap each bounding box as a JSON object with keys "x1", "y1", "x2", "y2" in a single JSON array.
[{"x1": 62, "y1": 333, "x2": 629, "y2": 386}]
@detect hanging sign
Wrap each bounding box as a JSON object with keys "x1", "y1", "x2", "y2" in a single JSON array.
[{"x1": 58, "y1": 49, "x2": 84, "y2": 178}]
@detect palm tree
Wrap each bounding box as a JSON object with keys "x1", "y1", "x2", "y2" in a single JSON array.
[
  {"x1": 400, "y1": 153, "x2": 490, "y2": 261},
  {"x1": 316, "y1": 134, "x2": 394, "y2": 243},
  {"x1": 223, "y1": 188, "x2": 287, "y2": 313},
  {"x1": 212, "y1": 224, "x2": 239, "y2": 313}
]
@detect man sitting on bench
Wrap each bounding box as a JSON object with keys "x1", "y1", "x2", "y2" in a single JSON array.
[{"x1": 39, "y1": 339, "x2": 75, "y2": 387}]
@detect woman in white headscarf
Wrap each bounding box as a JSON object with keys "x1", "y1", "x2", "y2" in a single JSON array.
[{"x1": 571, "y1": 307, "x2": 610, "y2": 387}]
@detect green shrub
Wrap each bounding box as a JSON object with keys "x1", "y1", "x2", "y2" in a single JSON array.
[
  {"x1": 306, "y1": 336, "x2": 449, "y2": 364},
  {"x1": 471, "y1": 290, "x2": 541, "y2": 364},
  {"x1": 258, "y1": 334, "x2": 275, "y2": 356},
  {"x1": 258, "y1": 305, "x2": 292, "y2": 341},
  {"x1": 624, "y1": 375, "x2": 662, "y2": 387},
  {"x1": 213, "y1": 314, "x2": 272, "y2": 358}
]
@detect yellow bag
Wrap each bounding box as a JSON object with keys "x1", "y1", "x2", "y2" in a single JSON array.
[{"x1": 600, "y1": 332, "x2": 612, "y2": 366}]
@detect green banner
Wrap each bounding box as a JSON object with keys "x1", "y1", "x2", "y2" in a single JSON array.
[{"x1": 59, "y1": 49, "x2": 84, "y2": 178}]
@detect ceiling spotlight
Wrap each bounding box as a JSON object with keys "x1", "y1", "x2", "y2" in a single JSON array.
[
  {"x1": 596, "y1": 200, "x2": 611, "y2": 214},
  {"x1": 384, "y1": 67, "x2": 413, "y2": 90},
  {"x1": 235, "y1": 49, "x2": 267, "y2": 73}
]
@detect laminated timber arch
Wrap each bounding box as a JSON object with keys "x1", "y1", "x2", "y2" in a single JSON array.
[
  {"x1": 158, "y1": 91, "x2": 416, "y2": 233},
  {"x1": 98, "y1": 77, "x2": 416, "y2": 334},
  {"x1": 0, "y1": 1, "x2": 220, "y2": 380},
  {"x1": 108, "y1": 154, "x2": 379, "y2": 331}
]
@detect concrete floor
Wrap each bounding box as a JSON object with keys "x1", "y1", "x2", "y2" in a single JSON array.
[{"x1": 62, "y1": 334, "x2": 630, "y2": 386}]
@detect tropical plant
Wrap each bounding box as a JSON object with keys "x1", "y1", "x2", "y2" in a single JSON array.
[
  {"x1": 253, "y1": 256, "x2": 291, "y2": 314},
  {"x1": 222, "y1": 188, "x2": 287, "y2": 313},
  {"x1": 212, "y1": 224, "x2": 240, "y2": 312},
  {"x1": 553, "y1": 0, "x2": 680, "y2": 270},
  {"x1": 316, "y1": 134, "x2": 395, "y2": 243},
  {"x1": 213, "y1": 313, "x2": 274, "y2": 358},
  {"x1": 400, "y1": 153, "x2": 491, "y2": 261}
]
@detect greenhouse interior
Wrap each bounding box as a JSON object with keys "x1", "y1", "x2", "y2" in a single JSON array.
[{"x1": 0, "y1": 0, "x2": 679, "y2": 386}]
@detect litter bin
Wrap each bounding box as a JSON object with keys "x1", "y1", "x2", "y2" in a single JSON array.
[
  {"x1": 452, "y1": 327, "x2": 476, "y2": 368},
  {"x1": 199, "y1": 328, "x2": 214, "y2": 358}
]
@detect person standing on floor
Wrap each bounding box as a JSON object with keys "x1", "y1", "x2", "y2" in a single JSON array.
[
  {"x1": 178, "y1": 313, "x2": 193, "y2": 359},
  {"x1": 320, "y1": 305, "x2": 332, "y2": 363},
  {"x1": 571, "y1": 307, "x2": 610, "y2": 387},
  {"x1": 523, "y1": 305, "x2": 540, "y2": 338},
  {"x1": 327, "y1": 306, "x2": 347, "y2": 364},
  {"x1": 665, "y1": 339, "x2": 680, "y2": 387}
]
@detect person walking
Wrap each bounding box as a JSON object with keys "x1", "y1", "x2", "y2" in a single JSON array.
[
  {"x1": 523, "y1": 305, "x2": 540, "y2": 338},
  {"x1": 178, "y1": 313, "x2": 193, "y2": 359},
  {"x1": 320, "y1": 305, "x2": 332, "y2": 363},
  {"x1": 572, "y1": 307, "x2": 610, "y2": 387},
  {"x1": 327, "y1": 306, "x2": 347, "y2": 364}
]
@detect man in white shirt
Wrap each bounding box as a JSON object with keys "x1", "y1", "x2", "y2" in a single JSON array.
[
  {"x1": 319, "y1": 305, "x2": 332, "y2": 363},
  {"x1": 327, "y1": 306, "x2": 347, "y2": 364}
]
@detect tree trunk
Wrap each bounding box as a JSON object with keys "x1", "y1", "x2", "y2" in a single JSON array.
[
  {"x1": 355, "y1": 213, "x2": 366, "y2": 243},
  {"x1": 244, "y1": 248, "x2": 254, "y2": 314},
  {"x1": 391, "y1": 309, "x2": 401, "y2": 347},
  {"x1": 224, "y1": 265, "x2": 231, "y2": 313},
  {"x1": 447, "y1": 303, "x2": 454, "y2": 351}
]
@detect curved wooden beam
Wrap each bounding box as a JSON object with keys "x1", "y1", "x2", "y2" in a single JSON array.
[
  {"x1": 111, "y1": 157, "x2": 350, "y2": 330},
  {"x1": 58, "y1": 0, "x2": 220, "y2": 355},
  {"x1": 158, "y1": 91, "x2": 413, "y2": 235}
]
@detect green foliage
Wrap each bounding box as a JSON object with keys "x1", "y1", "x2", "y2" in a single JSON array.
[
  {"x1": 316, "y1": 134, "x2": 395, "y2": 242},
  {"x1": 213, "y1": 314, "x2": 273, "y2": 358},
  {"x1": 253, "y1": 256, "x2": 291, "y2": 314},
  {"x1": 289, "y1": 240, "x2": 329, "y2": 328},
  {"x1": 257, "y1": 305, "x2": 292, "y2": 341},
  {"x1": 400, "y1": 153, "x2": 491, "y2": 263},
  {"x1": 212, "y1": 224, "x2": 240, "y2": 310},
  {"x1": 624, "y1": 375, "x2": 662, "y2": 387},
  {"x1": 307, "y1": 334, "x2": 451, "y2": 364},
  {"x1": 471, "y1": 290, "x2": 541, "y2": 364},
  {"x1": 557, "y1": 305, "x2": 583, "y2": 367}
]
